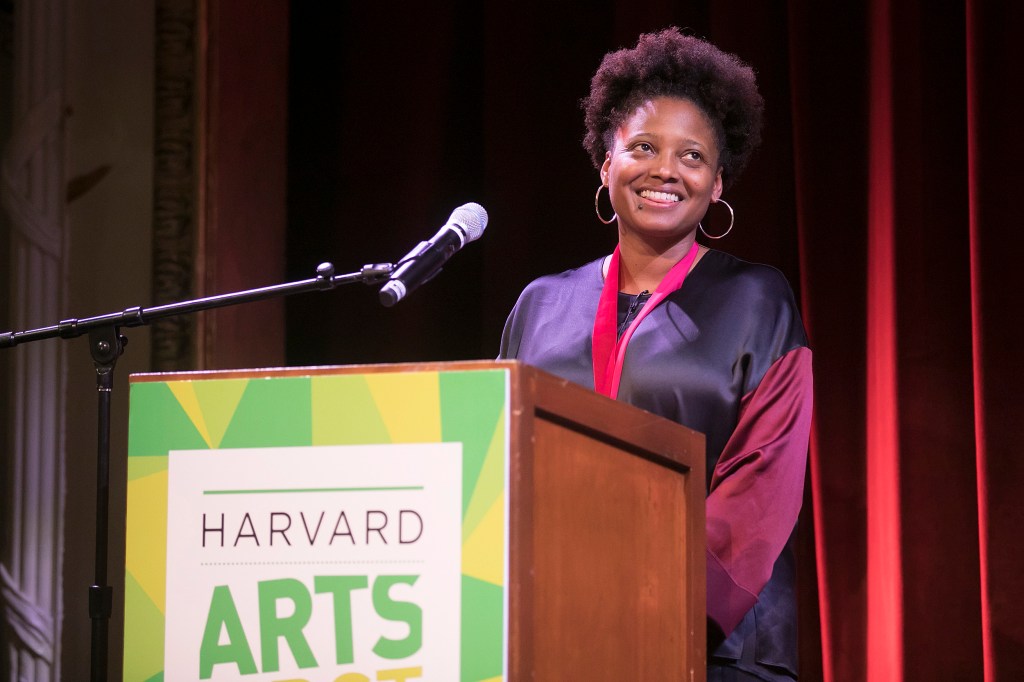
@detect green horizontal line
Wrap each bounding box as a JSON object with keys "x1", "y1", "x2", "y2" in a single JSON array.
[{"x1": 203, "y1": 486, "x2": 424, "y2": 495}]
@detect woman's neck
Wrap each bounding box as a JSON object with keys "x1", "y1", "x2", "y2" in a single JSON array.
[{"x1": 615, "y1": 231, "x2": 704, "y2": 294}]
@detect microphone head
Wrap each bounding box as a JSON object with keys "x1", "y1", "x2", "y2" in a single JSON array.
[{"x1": 449, "y1": 202, "x2": 488, "y2": 243}]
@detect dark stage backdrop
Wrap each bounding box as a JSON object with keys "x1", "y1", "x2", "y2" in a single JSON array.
[
  {"x1": 284, "y1": 1, "x2": 801, "y2": 366},
  {"x1": 283, "y1": 1, "x2": 1024, "y2": 680}
]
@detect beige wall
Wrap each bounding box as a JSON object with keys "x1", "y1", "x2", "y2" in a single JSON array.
[
  {"x1": 4, "y1": 0, "x2": 289, "y2": 675},
  {"x1": 62, "y1": 0, "x2": 153, "y2": 676}
]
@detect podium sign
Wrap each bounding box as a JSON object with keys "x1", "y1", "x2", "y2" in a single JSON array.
[{"x1": 125, "y1": 367, "x2": 510, "y2": 681}]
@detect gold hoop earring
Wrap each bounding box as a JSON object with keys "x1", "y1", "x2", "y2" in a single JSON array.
[
  {"x1": 594, "y1": 184, "x2": 617, "y2": 224},
  {"x1": 699, "y1": 199, "x2": 734, "y2": 239}
]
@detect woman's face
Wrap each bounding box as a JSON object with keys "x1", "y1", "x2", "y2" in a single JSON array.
[{"x1": 601, "y1": 97, "x2": 723, "y2": 247}]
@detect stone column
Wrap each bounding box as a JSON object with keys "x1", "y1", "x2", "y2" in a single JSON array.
[{"x1": 0, "y1": 1, "x2": 69, "y2": 680}]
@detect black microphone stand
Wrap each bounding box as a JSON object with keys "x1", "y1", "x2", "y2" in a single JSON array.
[{"x1": 0, "y1": 261, "x2": 393, "y2": 682}]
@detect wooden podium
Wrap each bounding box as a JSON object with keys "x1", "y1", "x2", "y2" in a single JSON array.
[
  {"x1": 498, "y1": 360, "x2": 706, "y2": 680},
  {"x1": 124, "y1": 360, "x2": 705, "y2": 681}
]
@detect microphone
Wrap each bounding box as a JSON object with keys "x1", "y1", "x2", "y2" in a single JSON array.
[{"x1": 379, "y1": 202, "x2": 488, "y2": 306}]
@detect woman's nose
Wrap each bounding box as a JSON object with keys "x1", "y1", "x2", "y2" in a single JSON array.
[{"x1": 649, "y1": 153, "x2": 678, "y2": 181}]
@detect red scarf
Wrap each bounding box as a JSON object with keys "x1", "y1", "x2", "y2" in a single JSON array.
[{"x1": 592, "y1": 241, "x2": 700, "y2": 398}]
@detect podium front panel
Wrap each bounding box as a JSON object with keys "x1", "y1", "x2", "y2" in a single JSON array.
[
  {"x1": 125, "y1": 365, "x2": 511, "y2": 682},
  {"x1": 530, "y1": 418, "x2": 691, "y2": 678}
]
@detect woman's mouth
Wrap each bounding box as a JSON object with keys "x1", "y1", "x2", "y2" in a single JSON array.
[{"x1": 638, "y1": 189, "x2": 681, "y2": 203}]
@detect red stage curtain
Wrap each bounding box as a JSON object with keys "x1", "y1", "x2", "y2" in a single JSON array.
[
  {"x1": 965, "y1": 0, "x2": 1024, "y2": 679},
  {"x1": 283, "y1": 3, "x2": 1024, "y2": 678},
  {"x1": 791, "y1": 0, "x2": 1024, "y2": 679}
]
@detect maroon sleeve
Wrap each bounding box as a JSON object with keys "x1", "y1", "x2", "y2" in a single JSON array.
[{"x1": 705, "y1": 346, "x2": 813, "y2": 636}]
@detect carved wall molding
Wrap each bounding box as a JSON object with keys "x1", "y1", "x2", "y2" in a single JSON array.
[{"x1": 151, "y1": 0, "x2": 198, "y2": 371}]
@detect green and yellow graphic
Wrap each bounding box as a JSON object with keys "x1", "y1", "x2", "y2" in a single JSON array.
[{"x1": 125, "y1": 368, "x2": 509, "y2": 682}]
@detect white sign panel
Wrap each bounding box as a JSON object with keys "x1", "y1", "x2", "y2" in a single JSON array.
[{"x1": 164, "y1": 443, "x2": 463, "y2": 681}]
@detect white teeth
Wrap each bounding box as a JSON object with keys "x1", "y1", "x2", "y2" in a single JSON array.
[{"x1": 640, "y1": 189, "x2": 680, "y2": 202}]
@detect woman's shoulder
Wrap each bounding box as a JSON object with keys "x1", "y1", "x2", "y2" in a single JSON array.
[
  {"x1": 691, "y1": 250, "x2": 806, "y2": 349},
  {"x1": 516, "y1": 257, "x2": 605, "y2": 298},
  {"x1": 698, "y1": 249, "x2": 792, "y2": 284},
  {"x1": 500, "y1": 256, "x2": 604, "y2": 359},
  {"x1": 695, "y1": 249, "x2": 797, "y2": 301}
]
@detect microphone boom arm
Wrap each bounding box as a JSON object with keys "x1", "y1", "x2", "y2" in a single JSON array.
[{"x1": 0, "y1": 261, "x2": 393, "y2": 348}]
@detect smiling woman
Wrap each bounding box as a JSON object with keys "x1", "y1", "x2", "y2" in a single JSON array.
[
  {"x1": 600, "y1": 97, "x2": 723, "y2": 293},
  {"x1": 499, "y1": 28, "x2": 813, "y2": 682}
]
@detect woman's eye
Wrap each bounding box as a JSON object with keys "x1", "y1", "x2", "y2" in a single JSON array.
[
  {"x1": 630, "y1": 142, "x2": 653, "y2": 153},
  {"x1": 684, "y1": 151, "x2": 703, "y2": 162}
]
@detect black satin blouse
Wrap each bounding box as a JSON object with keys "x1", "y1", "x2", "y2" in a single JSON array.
[{"x1": 500, "y1": 249, "x2": 813, "y2": 680}]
